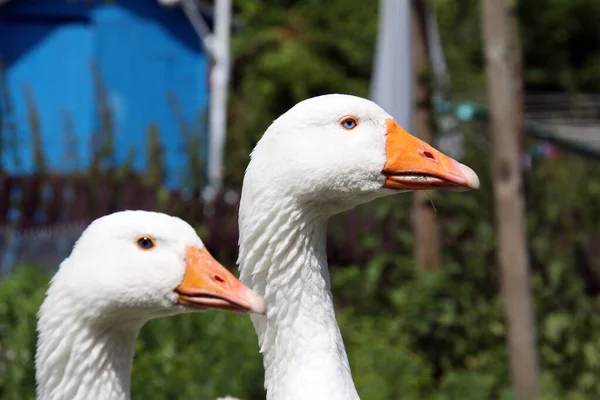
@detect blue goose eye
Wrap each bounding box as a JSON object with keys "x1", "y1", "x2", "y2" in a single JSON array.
[
  {"x1": 340, "y1": 116, "x2": 359, "y2": 130},
  {"x1": 137, "y1": 236, "x2": 155, "y2": 250}
]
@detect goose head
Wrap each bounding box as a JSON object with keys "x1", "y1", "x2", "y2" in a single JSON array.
[
  {"x1": 46, "y1": 211, "x2": 265, "y2": 324},
  {"x1": 245, "y1": 94, "x2": 479, "y2": 214}
]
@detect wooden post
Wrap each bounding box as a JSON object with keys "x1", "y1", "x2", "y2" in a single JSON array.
[
  {"x1": 411, "y1": 0, "x2": 440, "y2": 272},
  {"x1": 481, "y1": 1, "x2": 539, "y2": 399},
  {"x1": 509, "y1": 11, "x2": 529, "y2": 165}
]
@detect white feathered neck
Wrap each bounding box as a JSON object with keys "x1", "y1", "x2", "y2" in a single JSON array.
[
  {"x1": 36, "y1": 265, "x2": 144, "y2": 400},
  {"x1": 238, "y1": 194, "x2": 360, "y2": 400},
  {"x1": 236, "y1": 94, "x2": 398, "y2": 400}
]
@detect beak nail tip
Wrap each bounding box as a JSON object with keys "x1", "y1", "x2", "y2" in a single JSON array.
[
  {"x1": 247, "y1": 290, "x2": 266, "y2": 314},
  {"x1": 459, "y1": 163, "x2": 480, "y2": 190}
]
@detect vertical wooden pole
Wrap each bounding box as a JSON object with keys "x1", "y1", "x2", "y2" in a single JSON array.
[
  {"x1": 481, "y1": 1, "x2": 539, "y2": 399},
  {"x1": 509, "y1": 11, "x2": 529, "y2": 164},
  {"x1": 411, "y1": 0, "x2": 440, "y2": 272}
]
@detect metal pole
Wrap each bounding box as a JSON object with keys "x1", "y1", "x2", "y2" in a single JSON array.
[
  {"x1": 206, "y1": 0, "x2": 231, "y2": 197},
  {"x1": 181, "y1": 0, "x2": 215, "y2": 56}
]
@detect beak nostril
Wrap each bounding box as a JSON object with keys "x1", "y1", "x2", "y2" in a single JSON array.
[
  {"x1": 422, "y1": 150, "x2": 436, "y2": 161},
  {"x1": 214, "y1": 275, "x2": 226, "y2": 285}
]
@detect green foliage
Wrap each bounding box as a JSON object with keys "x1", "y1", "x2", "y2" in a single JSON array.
[
  {"x1": 433, "y1": 0, "x2": 486, "y2": 98},
  {"x1": 131, "y1": 310, "x2": 264, "y2": 399},
  {"x1": 226, "y1": 0, "x2": 378, "y2": 186},
  {"x1": 433, "y1": 0, "x2": 600, "y2": 94},
  {"x1": 4, "y1": 136, "x2": 600, "y2": 399},
  {"x1": 519, "y1": 0, "x2": 600, "y2": 91},
  {"x1": 0, "y1": 266, "x2": 48, "y2": 400}
]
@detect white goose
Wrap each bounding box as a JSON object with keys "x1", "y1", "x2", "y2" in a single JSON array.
[
  {"x1": 35, "y1": 210, "x2": 264, "y2": 400},
  {"x1": 238, "y1": 94, "x2": 479, "y2": 399}
]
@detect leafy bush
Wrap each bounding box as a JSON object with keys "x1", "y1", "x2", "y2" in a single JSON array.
[
  {"x1": 0, "y1": 266, "x2": 47, "y2": 400},
  {"x1": 3, "y1": 136, "x2": 600, "y2": 399}
]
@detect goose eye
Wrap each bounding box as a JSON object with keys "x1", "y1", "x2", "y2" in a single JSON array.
[
  {"x1": 340, "y1": 116, "x2": 358, "y2": 130},
  {"x1": 136, "y1": 236, "x2": 155, "y2": 250}
]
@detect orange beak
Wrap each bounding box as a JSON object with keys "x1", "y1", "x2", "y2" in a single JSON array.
[
  {"x1": 382, "y1": 119, "x2": 480, "y2": 191},
  {"x1": 174, "y1": 246, "x2": 265, "y2": 314}
]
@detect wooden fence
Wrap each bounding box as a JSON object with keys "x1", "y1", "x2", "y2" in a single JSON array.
[
  {"x1": 0, "y1": 173, "x2": 238, "y2": 271},
  {"x1": 0, "y1": 174, "x2": 206, "y2": 228},
  {"x1": 0, "y1": 173, "x2": 407, "y2": 273}
]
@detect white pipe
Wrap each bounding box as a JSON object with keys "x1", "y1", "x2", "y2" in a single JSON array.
[
  {"x1": 181, "y1": 0, "x2": 215, "y2": 56},
  {"x1": 370, "y1": 0, "x2": 412, "y2": 131},
  {"x1": 206, "y1": 0, "x2": 231, "y2": 198}
]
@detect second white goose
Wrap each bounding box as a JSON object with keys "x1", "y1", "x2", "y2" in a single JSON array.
[{"x1": 238, "y1": 94, "x2": 479, "y2": 400}]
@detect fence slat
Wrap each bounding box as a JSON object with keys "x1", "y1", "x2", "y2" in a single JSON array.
[
  {"x1": 19, "y1": 176, "x2": 41, "y2": 229},
  {"x1": 0, "y1": 176, "x2": 11, "y2": 225},
  {"x1": 0, "y1": 173, "x2": 398, "y2": 274}
]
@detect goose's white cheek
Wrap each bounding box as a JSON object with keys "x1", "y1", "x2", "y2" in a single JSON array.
[
  {"x1": 87, "y1": 250, "x2": 187, "y2": 313},
  {"x1": 342, "y1": 126, "x2": 387, "y2": 188},
  {"x1": 133, "y1": 252, "x2": 187, "y2": 310},
  {"x1": 308, "y1": 125, "x2": 387, "y2": 196},
  {"x1": 263, "y1": 128, "x2": 384, "y2": 198}
]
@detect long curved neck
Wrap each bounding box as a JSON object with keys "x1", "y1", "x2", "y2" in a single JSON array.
[
  {"x1": 238, "y1": 194, "x2": 359, "y2": 400},
  {"x1": 36, "y1": 291, "x2": 141, "y2": 400}
]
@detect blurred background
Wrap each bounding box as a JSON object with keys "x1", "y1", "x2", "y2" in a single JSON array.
[{"x1": 2, "y1": 0, "x2": 600, "y2": 399}]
